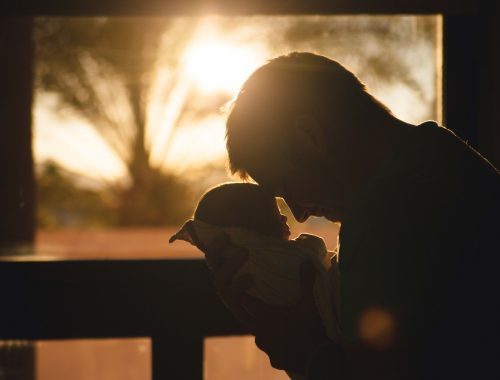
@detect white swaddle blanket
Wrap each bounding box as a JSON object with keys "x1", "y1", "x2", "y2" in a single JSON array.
[{"x1": 170, "y1": 219, "x2": 341, "y2": 343}]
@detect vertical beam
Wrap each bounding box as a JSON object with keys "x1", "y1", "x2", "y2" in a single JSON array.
[
  {"x1": 0, "y1": 341, "x2": 35, "y2": 380},
  {"x1": 152, "y1": 336, "x2": 203, "y2": 380},
  {"x1": 443, "y1": 5, "x2": 500, "y2": 169},
  {"x1": 442, "y1": 13, "x2": 481, "y2": 146},
  {"x1": 0, "y1": 17, "x2": 35, "y2": 252},
  {"x1": 476, "y1": 3, "x2": 500, "y2": 169}
]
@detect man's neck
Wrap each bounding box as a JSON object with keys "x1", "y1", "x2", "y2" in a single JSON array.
[{"x1": 333, "y1": 117, "x2": 414, "y2": 220}]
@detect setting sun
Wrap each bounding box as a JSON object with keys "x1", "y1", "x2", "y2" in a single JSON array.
[{"x1": 183, "y1": 38, "x2": 265, "y2": 94}]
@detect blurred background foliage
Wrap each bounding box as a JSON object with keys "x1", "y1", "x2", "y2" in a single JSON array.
[
  {"x1": 36, "y1": 161, "x2": 117, "y2": 228},
  {"x1": 36, "y1": 160, "x2": 196, "y2": 228},
  {"x1": 34, "y1": 18, "x2": 205, "y2": 227}
]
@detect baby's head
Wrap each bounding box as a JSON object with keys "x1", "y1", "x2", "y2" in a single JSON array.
[{"x1": 194, "y1": 182, "x2": 290, "y2": 240}]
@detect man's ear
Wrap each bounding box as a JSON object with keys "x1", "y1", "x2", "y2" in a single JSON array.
[{"x1": 292, "y1": 114, "x2": 328, "y2": 157}]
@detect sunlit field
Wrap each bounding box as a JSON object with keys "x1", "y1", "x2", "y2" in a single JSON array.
[{"x1": 30, "y1": 15, "x2": 442, "y2": 380}]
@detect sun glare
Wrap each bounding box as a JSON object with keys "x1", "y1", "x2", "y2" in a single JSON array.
[{"x1": 183, "y1": 38, "x2": 264, "y2": 94}]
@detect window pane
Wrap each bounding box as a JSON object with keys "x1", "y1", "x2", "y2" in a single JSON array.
[
  {"x1": 31, "y1": 15, "x2": 441, "y2": 259},
  {"x1": 0, "y1": 339, "x2": 151, "y2": 380}
]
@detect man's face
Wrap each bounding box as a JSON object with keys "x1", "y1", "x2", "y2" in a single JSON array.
[{"x1": 248, "y1": 154, "x2": 344, "y2": 224}]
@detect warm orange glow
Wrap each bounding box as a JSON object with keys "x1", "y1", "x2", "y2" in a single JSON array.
[
  {"x1": 358, "y1": 307, "x2": 397, "y2": 350},
  {"x1": 183, "y1": 38, "x2": 264, "y2": 94},
  {"x1": 150, "y1": 23, "x2": 267, "y2": 170},
  {"x1": 34, "y1": 16, "x2": 442, "y2": 180}
]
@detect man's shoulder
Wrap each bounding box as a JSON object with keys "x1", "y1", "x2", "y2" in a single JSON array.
[
  {"x1": 413, "y1": 122, "x2": 500, "y2": 207},
  {"x1": 412, "y1": 121, "x2": 499, "y2": 176},
  {"x1": 341, "y1": 121, "x2": 499, "y2": 253},
  {"x1": 370, "y1": 121, "x2": 499, "y2": 203}
]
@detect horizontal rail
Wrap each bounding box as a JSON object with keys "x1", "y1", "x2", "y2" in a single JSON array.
[{"x1": 2, "y1": 0, "x2": 480, "y2": 17}]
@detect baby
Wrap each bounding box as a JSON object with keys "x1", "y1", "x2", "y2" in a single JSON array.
[{"x1": 170, "y1": 183, "x2": 340, "y2": 344}]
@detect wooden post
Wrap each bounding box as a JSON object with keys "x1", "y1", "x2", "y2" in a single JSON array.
[
  {"x1": 0, "y1": 341, "x2": 35, "y2": 380},
  {"x1": 0, "y1": 17, "x2": 35, "y2": 253},
  {"x1": 443, "y1": 6, "x2": 500, "y2": 169},
  {"x1": 152, "y1": 335, "x2": 204, "y2": 379},
  {"x1": 0, "y1": 16, "x2": 36, "y2": 380},
  {"x1": 476, "y1": 3, "x2": 500, "y2": 169}
]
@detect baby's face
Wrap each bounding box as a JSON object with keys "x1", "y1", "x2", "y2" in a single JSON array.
[{"x1": 265, "y1": 200, "x2": 291, "y2": 240}]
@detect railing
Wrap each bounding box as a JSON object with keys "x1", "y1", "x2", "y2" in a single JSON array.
[{"x1": 0, "y1": 259, "x2": 246, "y2": 380}]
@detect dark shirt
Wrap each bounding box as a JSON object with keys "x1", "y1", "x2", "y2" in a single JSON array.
[{"x1": 335, "y1": 121, "x2": 500, "y2": 379}]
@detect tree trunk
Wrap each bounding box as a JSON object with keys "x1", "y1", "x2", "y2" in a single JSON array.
[{"x1": 118, "y1": 77, "x2": 154, "y2": 225}]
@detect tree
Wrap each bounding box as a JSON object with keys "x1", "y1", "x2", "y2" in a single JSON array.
[{"x1": 34, "y1": 17, "x2": 208, "y2": 225}]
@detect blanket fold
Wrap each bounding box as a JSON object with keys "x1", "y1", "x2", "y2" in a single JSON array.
[{"x1": 170, "y1": 219, "x2": 341, "y2": 343}]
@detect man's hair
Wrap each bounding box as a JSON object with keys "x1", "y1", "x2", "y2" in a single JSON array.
[
  {"x1": 226, "y1": 52, "x2": 393, "y2": 179},
  {"x1": 194, "y1": 182, "x2": 279, "y2": 236}
]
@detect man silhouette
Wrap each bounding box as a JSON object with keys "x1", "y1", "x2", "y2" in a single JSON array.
[{"x1": 207, "y1": 52, "x2": 500, "y2": 379}]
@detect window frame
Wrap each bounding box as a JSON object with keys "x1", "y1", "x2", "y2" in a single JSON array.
[{"x1": 1, "y1": 1, "x2": 498, "y2": 379}]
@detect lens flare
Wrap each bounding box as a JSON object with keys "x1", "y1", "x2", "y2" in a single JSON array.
[{"x1": 358, "y1": 307, "x2": 397, "y2": 350}]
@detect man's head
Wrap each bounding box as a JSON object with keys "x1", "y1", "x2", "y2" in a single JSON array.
[
  {"x1": 194, "y1": 183, "x2": 290, "y2": 240},
  {"x1": 226, "y1": 52, "x2": 400, "y2": 222}
]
